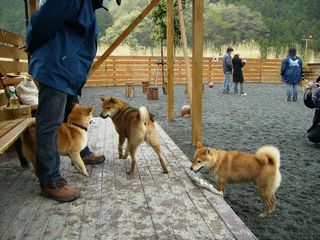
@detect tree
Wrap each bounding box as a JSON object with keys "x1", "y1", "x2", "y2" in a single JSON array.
[
  {"x1": 204, "y1": 3, "x2": 269, "y2": 48},
  {"x1": 151, "y1": 0, "x2": 186, "y2": 46}
]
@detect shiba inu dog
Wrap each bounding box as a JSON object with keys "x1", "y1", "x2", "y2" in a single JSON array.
[
  {"x1": 21, "y1": 104, "x2": 94, "y2": 177},
  {"x1": 99, "y1": 97, "x2": 168, "y2": 175},
  {"x1": 191, "y1": 142, "x2": 281, "y2": 217}
]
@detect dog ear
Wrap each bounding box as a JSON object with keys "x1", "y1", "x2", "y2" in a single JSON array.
[
  {"x1": 88, "y1": 106, "x2": 95, "y2": 113},
  {"x1": 100, "y1": 97, "x2": 105, "y2": 103},
  {"x1": 196, "y1": 141, "x2": 203, "y2": 149},
  {"x1": 206, "y1": 148, "x2": 211, "y2": 155},
  {"x1": 110, "y1": 97, "x2": 117, "y2": 104}
]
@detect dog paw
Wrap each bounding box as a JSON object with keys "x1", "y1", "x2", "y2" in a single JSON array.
[
  {"x1": 163, "y1": 169, "x2": 169, "y2": 174},
  {"x1": 126, "y1": 170, "x2": 134, "y2": 175},
  {"x1": 259, "y1": 212, "x2": 268, "y2": 218},
  {"x1": 122, "y1": 155, "x2": 128, "y2": 160}
]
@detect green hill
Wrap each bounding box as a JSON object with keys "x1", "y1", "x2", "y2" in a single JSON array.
[{"x1": 0, "y1": 0, "x2": 319, "y2": 53}]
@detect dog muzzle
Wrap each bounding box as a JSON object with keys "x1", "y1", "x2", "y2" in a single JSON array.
[{"x1": 190, "y1": 166, "x2": 203, "y2": 173}]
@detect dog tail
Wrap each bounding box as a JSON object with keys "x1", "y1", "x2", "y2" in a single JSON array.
[
  {"x1": 255, "y1": 145, "x2": 280, "y2": 169},
  {"x1": 139, "y1": 106, "x2": 154, "y2": 124},
  {"x1": 21, "y1": 120, "x2": 37, "y2": 174}
]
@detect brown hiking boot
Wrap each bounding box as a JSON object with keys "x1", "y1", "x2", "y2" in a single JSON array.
[
  {"x1": 82, "y1": 152, "x2": 106, "y2": 165},
  {"x1": 41, "y1": 178, "x2": 80, "y2": 202}
]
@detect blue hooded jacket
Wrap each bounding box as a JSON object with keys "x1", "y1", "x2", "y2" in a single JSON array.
[
  {"x1": 26, "y1": 0, "x2": 98, "y2": 96},
  {"x1": 280, "y1": 56, "x2": 303, "y2": 84}
]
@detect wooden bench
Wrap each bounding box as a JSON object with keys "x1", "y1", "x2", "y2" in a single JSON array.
[
  {"x1": 0, "y1": 118, "x2": 33, "y2": 154},
  {"x1": 0, "y1": 29, "x2": 34, "y2": 165}
]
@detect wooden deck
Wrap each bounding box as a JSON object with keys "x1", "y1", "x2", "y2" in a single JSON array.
[{"x1": 0, "y1": 118, "x2": 256, "y2": 240}]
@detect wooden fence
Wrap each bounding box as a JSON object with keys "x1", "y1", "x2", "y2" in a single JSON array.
[{"x1": 86, "y1": 56, "x2": 283, "y2": 87}]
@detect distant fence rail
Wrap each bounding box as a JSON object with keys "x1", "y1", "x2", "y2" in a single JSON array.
[{"x1": 86, "y1": 56, "x2": 319, "y2": 87}]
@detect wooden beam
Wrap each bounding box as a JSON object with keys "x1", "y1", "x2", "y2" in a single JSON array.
[
  {"x1": 177, "y1": 0, "x2": 192, "y2": 103},
  {"x1": 28, "y1": 0, "x2": 37, "y2": 19},
  {"x1": 191, "y1": 0, "x2": 203, "y2": 146},
  {"x1": 167, "y1": 0, "x2": 174, "y2": 121},
  {"x1": 90, "y1": 0, "x2": 161, "y2": 74}
]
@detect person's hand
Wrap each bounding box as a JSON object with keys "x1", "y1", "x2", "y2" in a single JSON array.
[
  {"x1": 304, "y1": 81, "x2": 313, "y2": 92},
  {"x1": 243, "y1": 59, "x2": 246, "y2": 63}
]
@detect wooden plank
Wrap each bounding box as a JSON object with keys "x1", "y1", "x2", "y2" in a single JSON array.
[
  {"x1": 157, "y1": 135, "x2": 234, "y2": 240},
  {"x1": 90, "y1": 0, "x2": 162, "y2": 73},
  {"x1": 0, "y1": 45, "x2": 28, "y2": 60},
  {"x1": 156, "y1": 124, "x2": 257, "y2": 240},
  {"x1": 167, "y1": 0, "x2": 174, "y2": 121},
  {"x1": 0, "y1": 118, "x2": 33, "y2": 153},
  {"x1": 0, "y1": 169, "x2": 37, "y2": 239},
  {"x1": 191, "y1": 0, "x2": 203, "y2": 146},
  {"x1": 0, "y1": 118, "x2": 257, "y2": 239},
  {"x1": 0, "y1": 29, "x2": 26, "y2": 46},
  {"x1": 28, "y1": 0, "x2": 37, "y2": 19},
  {"x1": 177, "y1": 0, "x2": 192, "y2": 103},
  {"x1": 0, "y1": 61, "x2": 29, "y2": 74},
  {"x1": 1, "y1": 76, "x2": 27, "y2": 85},
  {"x1": 0, "y1": 118, "x2": 25, "y2": 138}
]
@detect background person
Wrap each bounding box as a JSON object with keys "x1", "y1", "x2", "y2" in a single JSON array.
[
  {"x1": 304, "y1": 76, "x2": 320, "y2": 143},
  {"x1": 232, "y1": 51, "x2": 246, "y2": 95},
  {"x1": 222, "y1": 47, "x2": 234, "y2": 94},
  {"x1": 280, "y1": 47, "x2": 303, "y2": 101}
]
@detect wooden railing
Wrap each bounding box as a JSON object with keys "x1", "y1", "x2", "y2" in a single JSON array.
[{"x1": 87, "y1": 56, "x2": 284, "y2": 87}]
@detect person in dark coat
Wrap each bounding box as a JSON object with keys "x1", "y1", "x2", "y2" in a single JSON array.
[
  {"x1": 232, "y1": 52, "x2": 246, "y2": 95},
  {"x1": 304, "y1": 76, "x2": 320, "y2": 143},
  {"x1": 25, "y1": 0, "x2": 120, "y2": 202}
]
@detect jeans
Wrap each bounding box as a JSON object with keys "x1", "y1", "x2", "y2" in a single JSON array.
[
  {"x1": 286, "y1": 83, "x2": 298, "y2": 101},
  {"x1": 36, "y1": 84, "x2": 67, "y2": 187},
  {"x1": 307, "y1": 126, "x2": 320, "y2": 143},
  {"x1": 223, "y1": 72, "x2": 232, "y2": 93},
  {"x1": 234, "y1": 82, "x2": 244, "y2": 94}
]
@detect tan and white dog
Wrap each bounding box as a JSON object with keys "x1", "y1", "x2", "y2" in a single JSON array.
[
  {"x1": 100, "y1": 97, "x2": 168, "y2": 175},
  {"x1": 191, "y1": 142, "x2": 281, "y2": 217},
  {"x1": 21, "y1": 104, "x2": 94, "y2": 177}
]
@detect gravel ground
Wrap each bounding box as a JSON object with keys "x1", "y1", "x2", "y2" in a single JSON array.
[{"x1": 80, "y1": 83, "x2": 320, "y2": 240}]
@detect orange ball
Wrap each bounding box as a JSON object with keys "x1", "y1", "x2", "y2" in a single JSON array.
[{"x1": 180, "y1": 105, "x2": 191, "y2": 117}]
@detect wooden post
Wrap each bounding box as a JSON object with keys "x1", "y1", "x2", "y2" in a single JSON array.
[
  {"x1": 147, "y1": 87, "x2": 159, "y2": 100},
  {"x1": 90, "y1": 0, "x2": 161, "y2": 74},
  {"x1": 167, "y1": 0, "x2": 174, "y2": 121},
  {"x1": 191, "y1": 0, "x2": 203, "y2": 146},
  {"x1": 141, "y1": 81, "x2": 150, "y2": 93},
  {"x1": 28, "y1": 0, "x2": 37, "y2": 18},
  {"x1": 125, "y1": 82, "x2": 134, "y2": 98},
  {"x1": 177, "y1": 0, "x2": 192, "y2": 103}
]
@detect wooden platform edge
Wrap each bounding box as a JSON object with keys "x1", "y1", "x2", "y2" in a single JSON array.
[{"x1": 155, "y1": 123, "x2": 257, "y2": 240}]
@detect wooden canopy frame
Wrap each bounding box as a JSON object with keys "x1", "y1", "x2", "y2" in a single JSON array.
[{"x1": 27, "y1": 0, "x2": 203, "y2": 146}]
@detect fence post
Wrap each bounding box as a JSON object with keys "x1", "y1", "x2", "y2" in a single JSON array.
[
  {"x1": 113, "y1": 58, "x2": 116, "y2": 86},
  {"x1": 259, "y1": 59, "x2": 262, "y2": 83}
]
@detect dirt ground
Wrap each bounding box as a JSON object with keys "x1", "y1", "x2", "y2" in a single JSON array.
[{"x1": 80, "y1": 83, "x2": 320, "y2": 240}]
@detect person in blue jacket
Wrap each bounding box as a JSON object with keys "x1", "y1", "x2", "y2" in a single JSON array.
[
  {"x1": 222, "y1": 47, "x2": 233, "y2": 94},
  {"x1": 304, "y1": 76, "x2": 320, "y2": 143},
  {"x1": 26, "y1": 0, "x2": 119, "y2": 202},
  {"x1": 280, "y1": 48, "x2": 303, "y2": 101}
]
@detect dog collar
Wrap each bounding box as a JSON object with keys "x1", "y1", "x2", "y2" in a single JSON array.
[{"x1": 71, "y1": 123, "x2": 88, "y2": 132}]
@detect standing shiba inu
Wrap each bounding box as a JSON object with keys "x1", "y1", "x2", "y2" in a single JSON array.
[
  {"x1": 99, "y1": 97, "x2": 168, "y2": 175},
  {"x1": 21, "y1": 104, "x2": 94, "y2": 177},
  {"x1": 190, "y1": 142, "x2": 281, "y2": 217}
]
